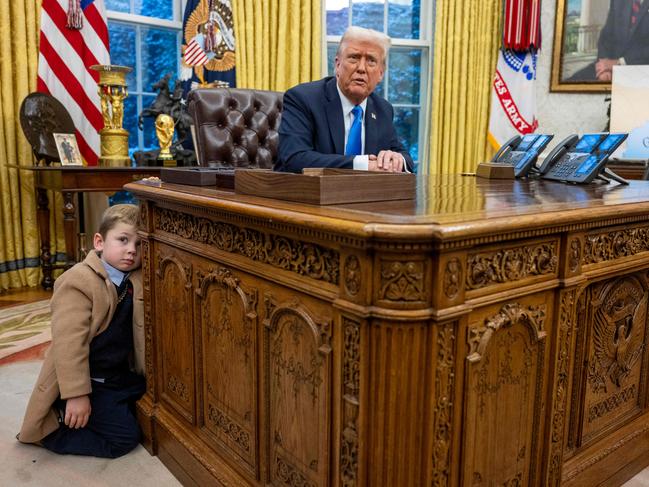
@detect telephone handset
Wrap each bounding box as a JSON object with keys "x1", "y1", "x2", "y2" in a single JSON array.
[
  {"x1": 491, "y1": 135, "x2": 521, "y2": 161},
  {"x1": 542, "y1": 133, "x2": 628, "y2": 184},
  {"x1": 491, "y1": 133, "x2": 554, "y2": 177},
  {"x1": 537, "y1": 134, "x2": 579, "y2": 174}
]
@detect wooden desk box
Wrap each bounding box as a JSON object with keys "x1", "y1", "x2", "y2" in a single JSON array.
[{"x1": 235, "y1": 168, "x2": 415, "y2": 204}]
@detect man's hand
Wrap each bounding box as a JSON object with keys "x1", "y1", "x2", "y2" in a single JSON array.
[
  {"x1": 65, "y1": 395, "x2": 91, "y2": 429},
  {"x1": 369, "y1": 150, "x2": 404, "y2": 172},
  {"x1": 595, "y1": 58, "x2": 619, "y2": 81}
]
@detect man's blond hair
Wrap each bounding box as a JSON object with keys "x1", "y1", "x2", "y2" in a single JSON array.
[
  {"x1": 337, "y1": 26, "x2": 391, "y2": 66},
  {"x1": 98, "y1": 204, "x2": 139, "y2": 238}
]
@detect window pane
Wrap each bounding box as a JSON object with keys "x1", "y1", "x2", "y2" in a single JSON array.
[
  {"x1": 105, "y1": 0, "x2": 129, "y2": 14},
  {"x1": 388, "y1": 48, "x2": 421, "y2": 105},
  {"x1": 141, "y1": 28, "x2": 178, "y2": 92},
  {"x1": 107, "y1": 22, "x2": 137, "y2": 90},
  {"x1": 327, "y1": 44, "x2": 337, "y2": 74},
  {"x1": 141, "y1": 95, "x2": 158, "y2": 150},
  {"x1": 123, "y1": 95, "x2": 139, "y2": 151},
  {"x1": 352, "y1": 0, "x2": 384, "y2": 32},
  {"x1": 134, "y1": 0, "x2": 173, "y2": 20},
  {"x1": 388, "y1": 0, "x2": 420, "y2": 39},
  {"x1": 327, "y1": 0, "x2": 349, "y2": 35},
  {"x1": 394, "y1": 107, "x2": 419, "y2": 162}
]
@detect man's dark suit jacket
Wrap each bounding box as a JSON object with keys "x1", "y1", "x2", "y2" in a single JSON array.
[
  {"x1": 598, "y1": 0, "x2": 649, "y2": 64},
  {"x1": 276, "y1": 76, "x2": 414, "y2": 173}
]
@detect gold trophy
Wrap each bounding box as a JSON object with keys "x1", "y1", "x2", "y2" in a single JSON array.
[
  {"x1": 91, "y1": 64, "x2": 132, "y2": 167},
  {"x1": 155, "y1": 114, "x2": 176, "y2": 166}
]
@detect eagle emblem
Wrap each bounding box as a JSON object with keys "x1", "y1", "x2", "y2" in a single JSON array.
[
  {"x1": 183, "y1": 0, "x2": 236, "y2": 80},
  {"x1": 590, "y1": 280, "x2": 645, "y2": 393}
]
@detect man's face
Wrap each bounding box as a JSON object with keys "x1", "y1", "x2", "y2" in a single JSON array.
[
  {"x1": 335, "y1": 39, "x2": 385, "y2": 105},
  {"x1": 94, "y1": 222, "x2": 141, "y2": 272}
]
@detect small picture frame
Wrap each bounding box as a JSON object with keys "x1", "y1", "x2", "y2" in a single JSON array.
[{"x1": 53, "y1": 133, "x2": 83, "y2": 166}]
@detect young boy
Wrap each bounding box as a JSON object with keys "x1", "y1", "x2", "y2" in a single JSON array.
[{"x1": 17, "y1": 204, "x2": 146, "y2": 458}]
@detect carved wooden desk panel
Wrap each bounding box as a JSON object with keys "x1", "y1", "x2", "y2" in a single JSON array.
[{"x1": 126, "y1": 176, "x2": 649, "y2": 487}]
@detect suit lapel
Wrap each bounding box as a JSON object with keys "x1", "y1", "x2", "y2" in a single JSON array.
[
  {"x1": 324, "y1": 78, "x2": 345, "y2": 155},
  {"x1": 365, "y1": 96, "x2": 378, "y2": 155}
]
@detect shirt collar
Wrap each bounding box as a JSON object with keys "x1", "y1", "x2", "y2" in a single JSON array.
[
  {"x1": 336, "y1": 83, "x2": 368, "y2": 117},
  {"x1": 101, "y1": 259, "x2": 128, "y2": 286}
]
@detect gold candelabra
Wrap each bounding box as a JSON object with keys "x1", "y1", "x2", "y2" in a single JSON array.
[{"x1": 91, "y1": 64, "x2": 132, "y2": 167}]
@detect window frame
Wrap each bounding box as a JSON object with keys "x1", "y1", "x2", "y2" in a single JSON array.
[{"x1": 323, "y1": 0, "x2": 435, "y2": 170}]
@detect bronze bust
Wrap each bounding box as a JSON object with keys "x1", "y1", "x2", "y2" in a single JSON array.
[{"x1": 19, "y1": 93, "x2": 75, "y2": 165}]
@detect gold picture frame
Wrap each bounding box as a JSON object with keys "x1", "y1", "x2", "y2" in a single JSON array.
[
  {"x1": 53, "y1": 133, "x2": 83, "y2": 166},
  {"x1": 551, "y1": 0, "x2": 649, "y2": 93}
]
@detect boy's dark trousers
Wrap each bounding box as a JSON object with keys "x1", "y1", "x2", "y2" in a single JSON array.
[{"x1": 41, "y1": 373, "x2": 145, "y2": 458}]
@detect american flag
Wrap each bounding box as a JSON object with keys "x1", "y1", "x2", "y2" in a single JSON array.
[
  {"x1": 184, "y1": 37, "x2": 209, "y2": 66},
  {"x1": 37, "y1": 0, "x2": 110, "y2": 166}
]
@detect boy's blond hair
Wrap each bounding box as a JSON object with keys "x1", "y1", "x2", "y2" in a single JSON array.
[{"x1": 97, "y1": 204, "x2": 139, "y2": 238}]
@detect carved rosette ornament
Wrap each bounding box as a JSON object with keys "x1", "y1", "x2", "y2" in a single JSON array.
[
  {"x1": 341, "y1": 318, "x2": 361, "y2": 486},
  {"x1": 568, "y1": 238, "x2": 581, "y2": 273},
  {"x1": 344, "y1": 255, "x2": 361, "y2": 296},
  {"x1": 154, "y1": 208, "x2": 339, "y2": 284},
  {"x1": 379, "y1": 260, "x2": 425, "y2": 302},
  {"x1": 432, "y1": 323, "x2": 456, "y2": 487},
  {"x1": 583, "y1": 226, "x2": 649, "y2": 265},
  {"x1": 466, "y1": 242, "x2": 557, "y2": 290},
  {"x1": 443, "y1": 258, "x2": 462, "y2": 299}
]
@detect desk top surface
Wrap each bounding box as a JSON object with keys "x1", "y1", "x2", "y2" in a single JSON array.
[{"x1": 127, "y1": 175, "x2": 649, "y2": 241}]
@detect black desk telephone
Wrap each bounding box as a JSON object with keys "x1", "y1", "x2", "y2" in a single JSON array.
[
  {"x1": 491, "y1": 133, "x2": 554, "y2": 177},
  {"x1": 541, "y1": 132, "x2": 628, "y2": 184}
]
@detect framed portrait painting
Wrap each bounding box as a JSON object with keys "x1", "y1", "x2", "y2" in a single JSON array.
[
  {"x1": 53, "y1": 133, "x2": 83, "y2": 166},
  {"x1": 551, "y1": 0, "x2": 649, "y2": 93}
]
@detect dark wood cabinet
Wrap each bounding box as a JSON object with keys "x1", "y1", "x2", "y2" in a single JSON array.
[{"x1": 128, "y1": 176, "x2": 649, "y2": 486}]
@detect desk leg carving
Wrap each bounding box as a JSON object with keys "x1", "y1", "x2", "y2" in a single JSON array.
[
  {"x1": 37, "y1": 188, "x2": 53, "y2": 290},
  {"x1": 62, "y1": 192, "x2": 77, "y2": 268}
]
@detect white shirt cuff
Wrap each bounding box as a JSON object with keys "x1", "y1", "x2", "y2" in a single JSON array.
[{"x1": 353, "y1": 155, "x2": 369, "y2": 171}]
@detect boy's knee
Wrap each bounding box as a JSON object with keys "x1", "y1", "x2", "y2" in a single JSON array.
[{"x1": 107, "y1": 424, "x2": 141, "y2": 458}]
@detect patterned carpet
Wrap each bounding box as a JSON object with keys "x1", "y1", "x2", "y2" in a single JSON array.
[{"x1": 0, "y1": 300, "x2": 51, "y2": 364}]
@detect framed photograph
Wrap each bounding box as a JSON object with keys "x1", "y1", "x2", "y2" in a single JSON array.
[
  {"x1": 551, "y1": 0, "x2": 649, "y2": 93},
  {"x1": 53, "y1": 133, "x2": 83, "y2": 166}
]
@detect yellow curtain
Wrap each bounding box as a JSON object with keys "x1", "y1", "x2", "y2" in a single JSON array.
[
  {"x1": 428, "y1": 0, "x2": 502, "y2": 175},
  {"x1": 233, "y1": 0, "x2": 321, "y2": 91},
  {"x1": 0, "y1": 0, "x2": 65, "y2": 290}
]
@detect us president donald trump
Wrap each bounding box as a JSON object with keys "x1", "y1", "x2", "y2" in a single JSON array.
[{"x1": 276, "y1": 26, "x2": 414, "y2": 173}]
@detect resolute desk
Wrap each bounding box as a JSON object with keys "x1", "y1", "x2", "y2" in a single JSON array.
[{"x1": 127, "y1": 175, "x2": 649, "y2": 486}]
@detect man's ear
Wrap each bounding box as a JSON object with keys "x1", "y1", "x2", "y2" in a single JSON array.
[{"x1": 93, "y1": 232, "x2": 104, "y2": 252}]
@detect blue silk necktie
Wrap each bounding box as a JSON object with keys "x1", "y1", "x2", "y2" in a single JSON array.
[{"x1": 345, "y1": 105, "x2": 363, "y2": 156}]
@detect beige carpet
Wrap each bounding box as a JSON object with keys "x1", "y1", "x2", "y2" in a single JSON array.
[
  {"x1": 0, "y1": 300, "x2": 51, "y2": 363},
  {"x1": 0, "y1": 360, "x2": 181, "y2": 486}
]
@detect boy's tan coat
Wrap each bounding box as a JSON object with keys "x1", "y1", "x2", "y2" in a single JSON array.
[{"x1": 17, "y1": 251, "x2": 144, "y2": 443}]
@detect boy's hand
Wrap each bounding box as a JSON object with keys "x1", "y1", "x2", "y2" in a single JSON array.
[{"x1": 65, "y1": 395, "x2": 91, "y2": 429}]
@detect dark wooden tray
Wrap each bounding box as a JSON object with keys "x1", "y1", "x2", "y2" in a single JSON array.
[
  {"x1": 235, "y1": 168, "x2": 415, "y2": 205},
  {"x1": 161, "y1": 167, "x2": 234, "y2": 188}
]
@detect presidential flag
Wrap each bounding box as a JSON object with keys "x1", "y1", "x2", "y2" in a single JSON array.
[
  {"x1": 37, "y1": 0, "x2": 110, "y2": 166},
  {"x1": 180, "y1": 0, "x2": 236, "y2": 88}
]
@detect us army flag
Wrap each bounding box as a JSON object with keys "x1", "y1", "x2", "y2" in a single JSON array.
[{"x1": 488, "y1": 49, "x2": 539, "y2": 149}]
